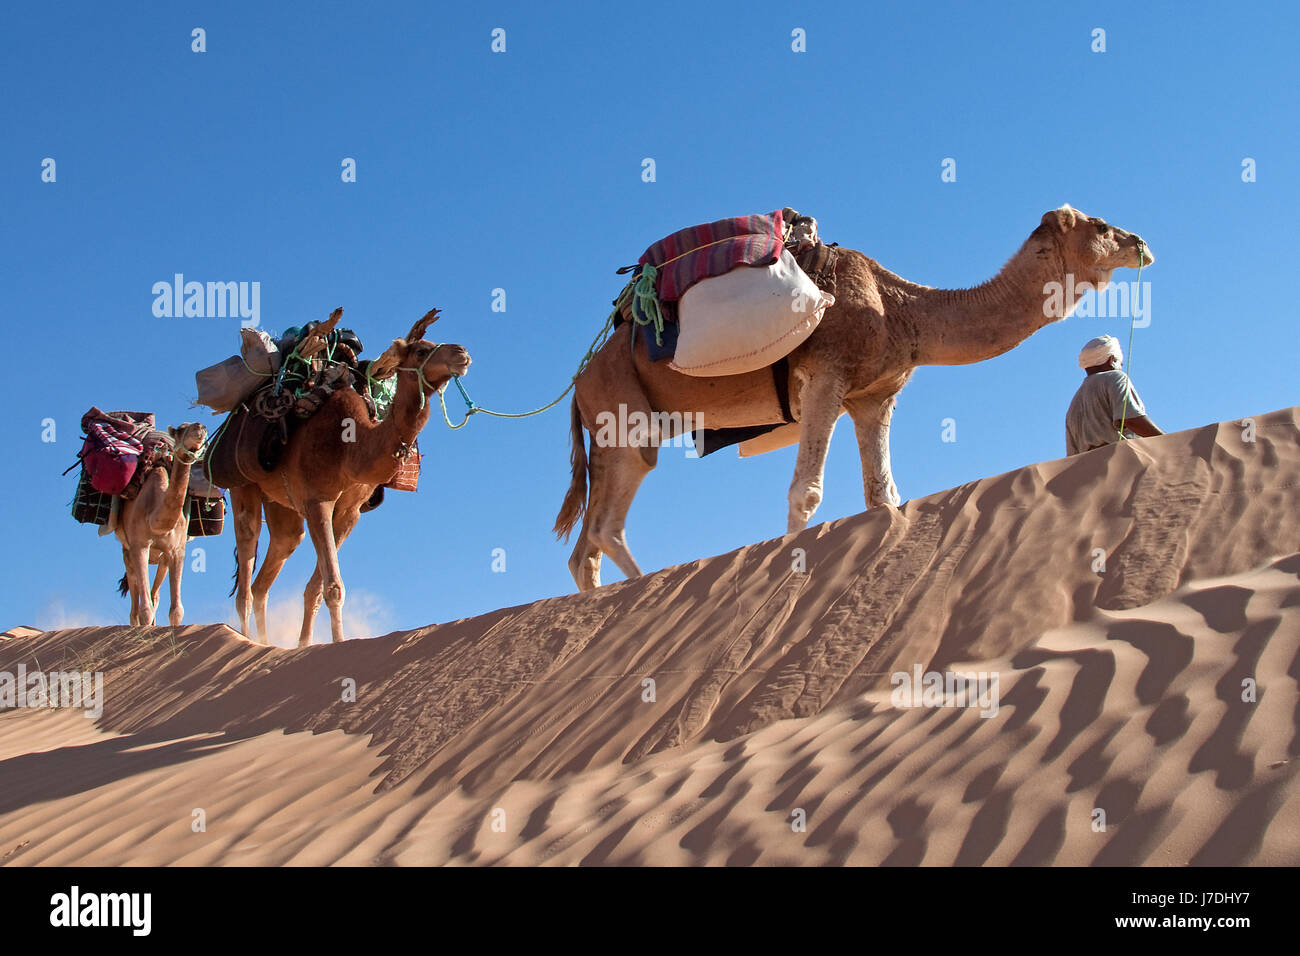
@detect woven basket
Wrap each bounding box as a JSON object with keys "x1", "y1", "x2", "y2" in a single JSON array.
[
  {"x1": 385, "y1": 451, "x2": 421, "y2": 492},
  {"x1": 71, "y1": 468, "x2": 114, "y2": 525}
]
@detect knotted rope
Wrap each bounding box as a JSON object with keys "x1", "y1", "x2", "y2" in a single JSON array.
[{"x1": 630, "y1": 263, "x2": 666, "y2": 347}]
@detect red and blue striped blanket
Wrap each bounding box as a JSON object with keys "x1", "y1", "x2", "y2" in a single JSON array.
[{"x1": 639, "y1": 210, "x2": 786, "y2": 302}]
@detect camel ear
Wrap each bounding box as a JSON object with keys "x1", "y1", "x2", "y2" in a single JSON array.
[
  {"x1": 406, "y1": 308, "x2": 441, "y2": 344},
  {"x1": 168, "y1": 425, "x2": 178, "y2": 438},
  {"x1": 368, "y1": 339, "x2": 406, "y2": 379},
  {"x1": 1042, "y1": 205, "x2": 1078, "y2": 233}
]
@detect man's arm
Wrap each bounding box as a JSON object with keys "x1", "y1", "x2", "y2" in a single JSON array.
[{"x1": 1114, "y1": 415, "x2": 1163, "y2": 438}]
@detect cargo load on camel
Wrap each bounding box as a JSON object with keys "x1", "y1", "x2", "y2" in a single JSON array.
[
  {"x1": 200, "y1": 308, "x2": 417, "y2": 500},
  {"x1": 608, "y1": 207, "x2": 839, "y2": 456},
  {"x1": 65, "y1": 408, "x2": 225, "y2": 539}
]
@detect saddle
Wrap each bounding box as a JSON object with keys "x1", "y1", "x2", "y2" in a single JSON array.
[
  {"x1": 203, "y1": 309, "x2": 374, "y2": 489},
  {"x1": 203, "y1": 391, "x2": 290, "y2": 489}
]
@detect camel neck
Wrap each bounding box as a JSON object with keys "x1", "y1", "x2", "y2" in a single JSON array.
[
  {"x1": 151, "y1": 453, "x2": 193, "y2": 532},
  {"x1": 908, "y1": 231, "x2": 1106, "y2": 366},
  {"x1": 354, "y1": 371, "x2": 432, "y2": 484}
]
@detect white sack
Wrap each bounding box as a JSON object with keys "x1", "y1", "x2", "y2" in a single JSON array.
[{"x1": 670, "y1": 248, "x2": 835, "y2": 377}]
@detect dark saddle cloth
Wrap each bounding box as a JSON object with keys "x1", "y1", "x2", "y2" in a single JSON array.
[{"x1": 204, "y1": 393, "x2": 290, "y2": 490}]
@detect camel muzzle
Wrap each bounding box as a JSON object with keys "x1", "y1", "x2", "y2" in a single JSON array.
[{"x1": 1132, "y1": 235, "x2": 1154, "y2": 266}]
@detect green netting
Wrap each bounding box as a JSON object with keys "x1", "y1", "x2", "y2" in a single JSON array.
[{"x1": 368, "y1": 374, "x2": 397, "y2": 419}]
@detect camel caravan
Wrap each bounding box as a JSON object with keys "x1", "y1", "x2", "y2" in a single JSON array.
[
  {"x1": 69, "y1": 309, "x2": 470, "y2": 644},
  {"x1": 67, "y1": 204, "x2": 1151, "y2": 641}
]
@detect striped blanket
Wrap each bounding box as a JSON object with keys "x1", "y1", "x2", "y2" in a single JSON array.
[
  {"x1": 81, "y1": 408, "x2": 155, "y2": 457},
  {"x1": 639, "y1": 210, "x2": 785, "y2": 302}
]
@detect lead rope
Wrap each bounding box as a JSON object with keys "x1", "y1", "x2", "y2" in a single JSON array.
[
  {"x1": 1117, "y1": 238, "x2": 1147, "y2": 440},
  {"x1": 436, "y1": 231, "x2": 752, "y2": 430},
  {"x1": 436, "y1": 309, "x2": 618, "y2": 429}
]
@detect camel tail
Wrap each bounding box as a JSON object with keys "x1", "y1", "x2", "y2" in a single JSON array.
[
  {"x1": 553, "y1": 395, "x2": 588, "y2": 542},
  {"x1": 117, "y1": 574, "x2": 129, "y2": 597},
  {"x1": 228, "y1": 541, "x2": 257, "y2": 597}
]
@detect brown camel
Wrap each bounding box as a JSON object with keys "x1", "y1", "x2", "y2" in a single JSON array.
[
  {"x1": 555, "y1": 204, "x2": 1153, "y2": 590},
  {"x1": 115, "y1": 422, "x2": 208, "y2": 625},
  {"x1": 230, "y1": 308, "x2": 471, "y2": 646}
]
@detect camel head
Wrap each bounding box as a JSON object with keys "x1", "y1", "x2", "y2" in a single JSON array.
[
  {"x1": 367, "y1": 308, "x2": 472, "y2": 396},
  {"x1": 168, "y1": 422, "x2": 208, "y2": 455},
  {"x1": 1040, "y1": 205, "x2": 1153, "y2": 283}
]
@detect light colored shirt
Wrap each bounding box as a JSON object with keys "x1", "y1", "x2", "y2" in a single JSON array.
[{"x1": 1065, "y1": 369, "x2": 1147, "y2": 455}]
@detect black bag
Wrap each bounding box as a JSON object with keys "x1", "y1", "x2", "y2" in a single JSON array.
[{"x1": 186, "y1": 495, "x2": 225, "y2": 537}]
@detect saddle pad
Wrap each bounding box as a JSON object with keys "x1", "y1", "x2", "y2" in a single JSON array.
[{"x1": 203, "y1": 399, "x2": 282, "y2": 490}]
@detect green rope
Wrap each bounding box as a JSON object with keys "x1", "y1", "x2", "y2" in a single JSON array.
[
  {"x1": 272, "y1": 344, "x2": 305, "y2": 395},
  {"x1": 630, "y1": 263, "x2": 665, "y2": 346},
  {"x1": 1117, "y1": 239, "x2": 1147, "y2": 440},
  {"x1": 173, "y1": 443, "x2": 206, "y2": 466},
  {"x1": 239, "y1": 354, "x2": 274, "y2": 378},
  {"x1": 436, "y1": 308, "x2": 618, "y2": 429}
]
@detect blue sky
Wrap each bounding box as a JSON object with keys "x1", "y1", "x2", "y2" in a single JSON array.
[{"x1": 3, "y1": 1, "x2": 1296, "y2": 637}]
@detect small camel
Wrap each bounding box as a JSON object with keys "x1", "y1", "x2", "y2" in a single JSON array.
[
  {"x1": 556, "y1": 204, "x2": 1153, "y2": 590},
  {"x1": 230, "y1": 308, "x2": 471, "y2": 646},
  {"x1": 116, "y1": 422, "x2": 208, "y2": 625}
]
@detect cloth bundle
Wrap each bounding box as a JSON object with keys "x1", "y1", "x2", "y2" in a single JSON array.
[
  {"x1": 195, "y1": 329, "x2": 282, "y2": 413},
  {"x1": 79, "y1": 408, "x2": 155, "y2": 496}
]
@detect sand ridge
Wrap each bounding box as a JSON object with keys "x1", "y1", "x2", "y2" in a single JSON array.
[{"x1": 1, "y1": 408, "x2": 1298, "y2": 864}]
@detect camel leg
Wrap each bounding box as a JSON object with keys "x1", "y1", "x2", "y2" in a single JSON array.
[
  {"x1": 167, "y1": 550, "x2": 185, "y2": 627},
  {"x1": 299, "y1": 502, "x2": 363, "y2": 647},
  {"x1": 121, "y1": 548, "x2": 140, "y2": 625},
  {"x1": 843, "y1": 392, "x2": 902, "y2": 509},
  {"x1": 568, "y1": 530, "x2": 602, "y2": 591},
  {"x1": 252, "y1": 501, "x2": 306, "y2": 642},
  {"x1": 150, "y1": 562, "x2": 166, "y2": 612},
  {"x1": 299, "y1": 566, "x2": 324, "y2": 647},
  {"x1": 127, "y1": 547, "x2": 153, "y2": 626},
  {"x1": 787, "y1": 372, "x2": 848, "y2": 533},
  {"x1": 302, "y1": 500, "x2": 346, "y2": 645},
  {"x1": 230, "y1": 486, "x2": 264, "y2": 639},
  {"x1": 579, "y1": 440, "x2": 656, "y2": 587}
]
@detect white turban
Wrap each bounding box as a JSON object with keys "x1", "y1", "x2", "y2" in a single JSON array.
[{"x1": 1079, "y1": 335, "x2": 1123, "y2": 370}]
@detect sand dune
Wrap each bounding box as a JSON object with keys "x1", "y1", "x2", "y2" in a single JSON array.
[{"x1": 2, "y1": 407, "x2": 1298, "y2": 865}]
